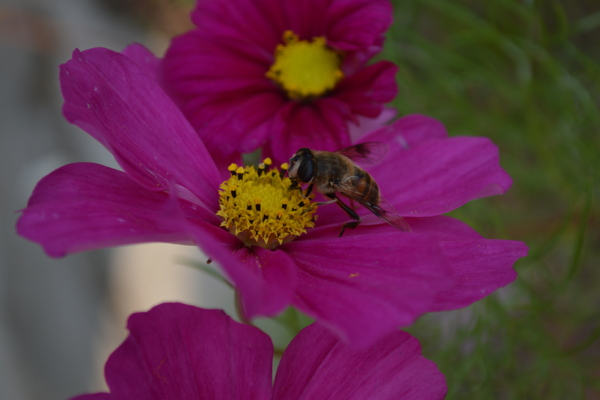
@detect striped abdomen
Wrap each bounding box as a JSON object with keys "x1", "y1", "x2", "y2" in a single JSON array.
[{"x1": 350, "y1": 166, "x2": 380, "y2": 206}]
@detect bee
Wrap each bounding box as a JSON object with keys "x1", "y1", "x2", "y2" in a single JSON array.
[{"x1": 287, "y1": 142, "x2": 411, "y2": 237}]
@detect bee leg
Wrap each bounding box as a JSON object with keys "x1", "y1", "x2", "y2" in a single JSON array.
[
  {"x1": 289, "y1": 179, "x2": 303, "y2": 193},
  {"x1": 302, "y1": 183, "x2": 314, "y2": 199},
  {"x1": 298, "y1": 197, "x2": 335, "y2": 216},
  {"x1": 314, "y1": 200, "x2": 337, "y2": 206},
  {"x1": 325, "y1": 193, "x2": 361, "y2": 237},
  {"x1": 339, "y1": 220, "x2": 360, "y2": 237}
]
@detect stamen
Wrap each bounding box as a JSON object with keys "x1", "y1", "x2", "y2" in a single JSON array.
[
  {"x1": 236, "y1": 166, "x2": 245, "y2": 180},
  {"x1": 266, "y1": 30, "x2": 344, "y2": 100},
  {"x1": 258, "y1": 163, "x2": 267, "y2": 176},
  {"x1": 279, "y1": 162, "x2": 289, "y2": 178},
  {"x1": 216, "y1": 160, "x2": 318, "y2": 249}
]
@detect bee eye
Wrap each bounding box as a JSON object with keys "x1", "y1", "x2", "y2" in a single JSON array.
[
  {"x1": 297, "y1": 159, "x2": 315, "y2": 182},
  {"x1": 299, "y1": 148, "x2": 313, "y2": 159}
]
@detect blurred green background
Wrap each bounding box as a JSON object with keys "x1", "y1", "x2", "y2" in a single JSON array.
[{"x1": 381, "y1": 0, "x2": 599, "y2": 398}]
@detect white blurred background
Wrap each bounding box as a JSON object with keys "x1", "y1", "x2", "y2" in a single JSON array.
[{"x1": 1, "y1": 1, "x2": 236, "y2": 399}]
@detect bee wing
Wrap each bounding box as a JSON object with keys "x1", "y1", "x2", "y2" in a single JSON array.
[
  {"x1": 336, "y1": 142, "x2": 388, "y2": 166},
  {"x1": 335, "y1": 178, "x2": 411, "y2": 232},
  {"x1": 366, "y1": 197, "x2": 412, "y2": 232}
]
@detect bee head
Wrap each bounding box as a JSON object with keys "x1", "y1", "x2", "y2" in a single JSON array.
[{"x1": 288, "y1": 148, "x2": 315, "y2": 183}]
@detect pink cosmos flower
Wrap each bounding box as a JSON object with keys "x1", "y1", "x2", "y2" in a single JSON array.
[
  {"x1": 162, "y1": 0, "x2": 398, "y2": 161},
  {"x1": 70, "y1": 303, "x2": 447, "y2": 400},
  {"x1": 17, "y1": 47, "x2": 527, "y2": 349}
]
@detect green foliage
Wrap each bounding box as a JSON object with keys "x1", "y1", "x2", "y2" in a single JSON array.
[{"x1": 383, "y1": 0, "x2": 599, "y2": 398}]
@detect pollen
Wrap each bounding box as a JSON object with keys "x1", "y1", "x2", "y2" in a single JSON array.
[
  {"x1": 217, "y1": 160, "x2": 318, "y2": 249},
  {"x1": 266, "y1": 30, "x2": 344, "y2": 100}
]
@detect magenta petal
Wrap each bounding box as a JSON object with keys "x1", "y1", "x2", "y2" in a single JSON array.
[
  {"x1": 337, "y1": 61, "x2": 398, "y2": 117},
  {"x1": 284, "y1": 231, "x2": 453, "y2": 348},
  {"x1": 325, "y1": 0, "x2": 393, "y2": 50},
  {"x1": 189, "y1": 0, "x2": 283, "y2": 52},
  {"x1": 273, "y1": 324, "x2": 447, "y2": 400},
  {"x1": 410, "y1": 217, "x2": 527, "y2": 310},
  {"x1": 164, "y1": 0, "x2": 397, "y2": 159},
  {"x1": 163, "y1": 29, "x2": 286, "y2": 157},
  {"x1": 349, "y1": 107, "x2": 397, "y2": 142},
  {"x1": 165, "y1": 30, "x2": 271, "y2": 89},
  {"x1": 16, "y1": 163, "x2": 200, "y2": 257},
  {"x1": 363, "y1": 114, "x2": 448, "y2": 146},
  {"x1": 60, "y1": 47, "x2": 220, "y2": 209},
  {"x1": 171, "y1": 201, "x2": 297, "y2": 319},
  {"x1": 231, "y1": 247, "x2": 298, "y2": 319},
  {"x1": 192, "y1": 91, "x2": 286, "y2": 156},
  {"x1": 103, "y1": 303, "x2": 272, "y2": 399},
  {"x1": 369, "y1": 134, "x2": 512, "y2": 216},
  {"x1": 121, "y1": 43, "x2": 161, "y2": 83},
  {"x1": 263, "y1": 101, "x2": 352, "y2": 163},
  {"x1": 188, "y1": 0, "x2": 391, "y2": 51}
]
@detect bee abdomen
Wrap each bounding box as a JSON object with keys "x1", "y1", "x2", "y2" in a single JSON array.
[{"x1": 354, "y1": 168, "x2": 380, "y2": 205}]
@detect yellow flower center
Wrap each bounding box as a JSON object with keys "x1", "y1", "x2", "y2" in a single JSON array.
[
  {"x1": 266, "y1": 30, "x2": 344, "y2": 100},
  {"x1": 216, "y1": 159, "x2": 318, "y2": 249}
]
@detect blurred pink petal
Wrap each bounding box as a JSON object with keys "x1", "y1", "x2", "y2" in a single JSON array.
[
  {"x1": 72, "y1": 303, "x2": 445, "y2": 400},
  {"x1": 163, "y1": 0, "x2": 397, "y2": 160},
  {"x1": 274, "y1": 323, "x2": 447, "y2": 399},
  {"x1": 95, "y1": 304, "x2": 271, "y2": 399}
]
